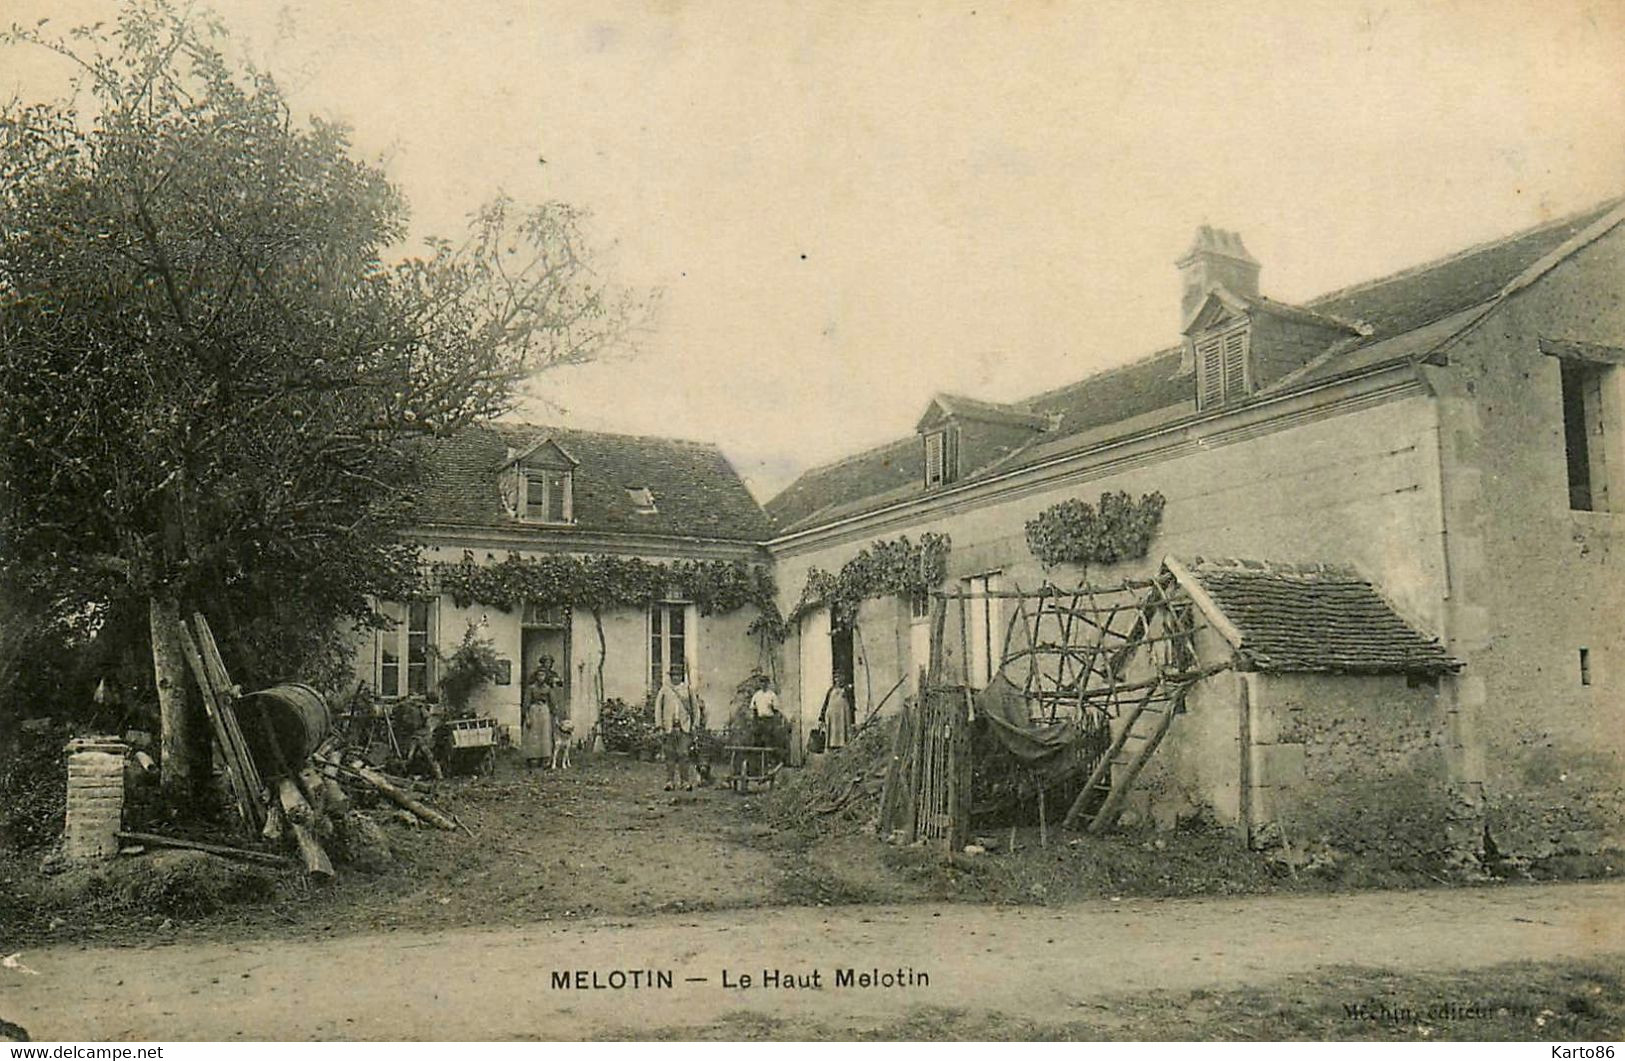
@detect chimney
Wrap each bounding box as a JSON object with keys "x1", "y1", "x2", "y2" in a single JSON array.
[{"x1": 1177, "y1": 225, "x2": 1260, "y2": 328}]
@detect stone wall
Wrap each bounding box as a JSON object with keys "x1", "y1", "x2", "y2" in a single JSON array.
[
  {"x1": 1247, "y1": 672, "x2": 1451, "y2": 862},
  {"x1": 1424, "y1": 219, "x2": 1625, "y2": 858}
]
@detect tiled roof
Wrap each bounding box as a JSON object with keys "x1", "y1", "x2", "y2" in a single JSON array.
[
  {"x1": 765, "y1": 199, "x2": 1622, "y2": 535},
  {"x1": 926, "y1": 393, "x2": 1054, "y2": 430},
  {"x1": 413, "y1": 422, "x2": 774, "y2": 543},
  {"x1": 1172, "y1": 557, "x2": 1461, "y2": 675},
  {"x1": 1303, "y1": 201, "x2": 1620, "y2": 341},
  {"x1": 1238, "y1": 293, "x2": 1366, "y2": 335}
]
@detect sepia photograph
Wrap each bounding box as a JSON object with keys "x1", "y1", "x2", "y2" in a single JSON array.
[{"x1": 0, "y1": 0, "x2": 1622, "y2": 1046}]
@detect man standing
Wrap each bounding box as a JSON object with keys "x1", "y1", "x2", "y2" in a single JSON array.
[
  {"x1": 749, "y1": 676, "x2": 784, "y2": 755},
  {"x1": 654, "y1": 663, "x2": 696, "y2": 732},
  {"x1": 663, "y1": 716, "x2": 693, "y2": 791}
]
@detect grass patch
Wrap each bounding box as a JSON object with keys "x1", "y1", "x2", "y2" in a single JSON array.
[{"x1": 39, "y1": 849, "x2": 286, "y2": 919}]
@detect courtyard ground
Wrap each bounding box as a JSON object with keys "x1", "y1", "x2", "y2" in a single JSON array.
[
  {"x1": 4, "y1": 752, "x2": 1623, "y2": 1039},
  {"x1": 4, "y1": 750, "x2": 1358, "y2": 948}
]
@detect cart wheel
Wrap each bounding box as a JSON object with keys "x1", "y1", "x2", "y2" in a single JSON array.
[{"x1": 481, "y1": 747, "x2": 497, "y2": 776}]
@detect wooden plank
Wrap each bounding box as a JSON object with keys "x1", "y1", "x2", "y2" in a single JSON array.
[
  {"x1": 176, "y1": 624, "x2": 261, "y2": 832},
  {"x1": 116, "y1": 831, "x2": 291, "y2": 866},
  {"x1": 192, "y1": 614, "x2": 239, "y2": 697},
  {"x1": 876, "y1": 699, "x2": 913, "y2": 838},
  {"x1": 192, "y1": 614, "x2": 264, "y2": 798}
]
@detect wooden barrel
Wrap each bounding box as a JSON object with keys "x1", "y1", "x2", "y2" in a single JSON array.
[{"x1": 240, "y1": 682, "x2": 332, "y2": 766}]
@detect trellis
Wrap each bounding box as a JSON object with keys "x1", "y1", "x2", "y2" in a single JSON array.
[{"x1": 878, "y1": 567, "x2": 1228, "y2": 850}]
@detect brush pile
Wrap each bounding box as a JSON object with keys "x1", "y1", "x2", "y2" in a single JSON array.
[{"x1": 764, "y1": 715, "x2": 898, "y2": 834}]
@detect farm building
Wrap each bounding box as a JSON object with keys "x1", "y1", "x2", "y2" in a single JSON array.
[
  {"x1": 766, "y1": 199, "x2": 1625, "y2": 861},
  {"x1": 352, "y1": 423, "x2": 775, "y2": 751},
  {"x1": 360, "y1": 197, "x2": 1625, "y2": 863}
]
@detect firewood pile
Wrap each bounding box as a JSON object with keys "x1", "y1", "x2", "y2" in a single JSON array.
[{"x1": 130, "y1": 613, "x2": 465, "y2": 879}]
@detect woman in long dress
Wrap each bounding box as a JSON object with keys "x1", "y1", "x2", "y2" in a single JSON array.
[
  {"x1": 522, "y1": 663, "x2": 555, "y2": 767},
  {"x1": 823, "y1": 683, "x2": 852, "y2": 751}
]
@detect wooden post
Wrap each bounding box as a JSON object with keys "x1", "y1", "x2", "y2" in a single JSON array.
[
  {"x1": 1038, "y1": 782, "x2": 1047, "y2": 850},
  {"x1": 1237, "y1": 673, "x2": 1253, "y2": 846},
  {"x1": 876, "y1": 699, "x2": 913, "y2": 838}
]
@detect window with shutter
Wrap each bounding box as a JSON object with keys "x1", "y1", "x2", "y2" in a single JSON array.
[
  {"x1": 523, "y1": 469, "x2": 573, "y2": 523},
  {"x1": 924, "y1": 431, "x2": 945, "y2": 486},
  {"x1": 1196, "y1": 324, "x2": 1250, "y2": 409},
  {"x1": 1222, "y1": 328, "x2": 1248, "y2": 397},
  {"x1": 1197, "y1": 335, "x2": 1224, "y2": 408}
]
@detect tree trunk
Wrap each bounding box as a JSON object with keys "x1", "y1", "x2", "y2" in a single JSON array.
[{"x1": 150, "y1": 593, "x2": 202, "y2": 806}]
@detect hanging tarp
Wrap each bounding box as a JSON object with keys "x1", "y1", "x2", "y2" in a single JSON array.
[{"x1": 973, "y1": 673, "x2": 1078, "y2": 763}]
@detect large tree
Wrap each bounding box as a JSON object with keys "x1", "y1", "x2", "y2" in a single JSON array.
[{"x1": 0, "y1": 3, "x2": 631, "y2": 802}]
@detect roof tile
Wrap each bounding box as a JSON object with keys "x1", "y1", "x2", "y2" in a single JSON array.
[
  {"x1": 766, "y1": 199, "x2": 1622, "y2": 533},
  {"x1": 1178, "y1": 557, "x2": 1460, "y2": 675},
  {"x1": 415, "y1": 423, "x2": 773, "y2": 542}
]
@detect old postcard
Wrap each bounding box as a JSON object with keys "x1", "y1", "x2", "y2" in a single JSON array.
[{"x1": 1, "y1": 0, "x2": 1623, "y2": 1046}]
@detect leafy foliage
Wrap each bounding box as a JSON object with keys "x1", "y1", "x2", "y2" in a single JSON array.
[
  {"x1": 597, "y1": 697, "x2": 655, "y2": 755},
  {"x1": 0, "y1": 723, "x2": 69, "y2": 852},
  {"x1": 791, "y1": 533, "x2": 950, "y2": 625},
  {"x1": 433, "y1": 551, "x2": 778, "y2": 619},
  {"x1": 0, "y1": 3, "x2": 636, "y2": 704},
  {"x1": 435, "y1": 623, "x2": 506, "y2": 716},
  {"x1": 1024, "y1": 491, "x2": 1166, "y2": 569}
]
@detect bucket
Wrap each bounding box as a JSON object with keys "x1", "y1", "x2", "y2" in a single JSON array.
[{"x1": 239, "y1": 682, "x2": 332, "y2": 767}]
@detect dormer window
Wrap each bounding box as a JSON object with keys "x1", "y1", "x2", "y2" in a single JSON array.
[
  {"x1": 500, "y1": 435, "x2": 580, "y2": 525},
  {"x1": 924, "y1": 428, "x2": 959, "y2": 487},
  {"x1": 626, "y1": 486, "x2": 658, "y2": 514},
  {"x1": 1196, "y1": 323, "x2": 1250, "y2": 410},
  {"x1": 524, "y1": 469, "x2": 572, "y2": 523}
]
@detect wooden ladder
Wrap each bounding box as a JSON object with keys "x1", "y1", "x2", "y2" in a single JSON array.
[{"x1": 1062, "y1": 681, "x2": 1182, "y2": 834}]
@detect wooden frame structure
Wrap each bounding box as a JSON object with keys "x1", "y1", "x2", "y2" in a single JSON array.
[{"x1": 877, "y1": 567, "x2": 1228, "y2": 848}]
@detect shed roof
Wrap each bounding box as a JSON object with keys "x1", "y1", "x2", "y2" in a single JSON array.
[
  {"x1": 414, "y1": 422, "x2": 774, "y2": 543},
  {"x1": 1168, "y1": 557, "x2": 1461, "y2": 675}
]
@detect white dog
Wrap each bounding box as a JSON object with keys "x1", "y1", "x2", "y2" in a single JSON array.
[{"x1": 551, "y1": 718, "x2": 574, "y2": 770}]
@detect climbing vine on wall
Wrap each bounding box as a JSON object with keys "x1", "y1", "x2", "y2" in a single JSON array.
[
  {"x1": 433, "y1": 551, "x2": 779, "y2": 618},
  {"x1": 791, "y1": 533, "x2": 951, "y2": 625},
  {"x1": 1024, "y1": 491, "x2": 1166, "y2": 569}
]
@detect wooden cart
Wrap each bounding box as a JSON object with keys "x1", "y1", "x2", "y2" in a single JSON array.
[
  {"x1": 441, "y1": 717, "x2": 501, "y2": 776},
  {"x1": 724, "y1": 744, "x2": 781, "y2": 793}
]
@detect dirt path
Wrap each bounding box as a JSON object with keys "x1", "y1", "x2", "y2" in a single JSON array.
[{"x1": 3, "y1": 880, "x2": 1621, "y2": 1040}]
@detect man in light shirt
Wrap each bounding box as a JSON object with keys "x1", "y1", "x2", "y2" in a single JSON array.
[{"x1": 748, "y1": 675, "x2": 786, "y2": 757}]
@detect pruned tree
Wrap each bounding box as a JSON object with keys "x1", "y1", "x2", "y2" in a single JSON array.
[{"x1": 0, "y1": 2, "x2": 637, "y2": 804}]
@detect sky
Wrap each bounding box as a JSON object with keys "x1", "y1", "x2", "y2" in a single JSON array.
[{"x1": 6, "y1": 0, "x2": 1624, "y2": 501}]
